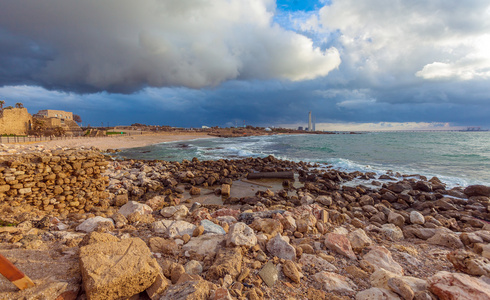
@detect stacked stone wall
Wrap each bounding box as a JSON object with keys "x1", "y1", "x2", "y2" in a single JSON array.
[{"x1": 0, "y1": 150, "x2": 109, "y2": 215}]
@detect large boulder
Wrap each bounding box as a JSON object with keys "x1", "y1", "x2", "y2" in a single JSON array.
[
  {"x1": 266, "y1": 234, "x2": 296, "y2": 261},
  {"x1": 79, "y1": 238, "x2": 160, "y2": 300},
  {"x1": 324, "y1": 233, "x2": 357, "y2": 260},
  {"x1": 429, "y1": 271, "x2": 490, "y2": 300},
  {"x1": 464, "y1": 185, "x2": 490, "y2": 197},
  {"x1": 363, "y1": 246, "x2": 404, "y2": 275}
]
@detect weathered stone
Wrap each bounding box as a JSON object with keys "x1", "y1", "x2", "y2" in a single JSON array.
[
  {"x1": 221, "y1": 184, "x2": 231, "y2": 196},
  {"x1": 258, "y1": 261, "x2": 278, "y2": 287},
  {"x1": 464, "y1": 185, "x2": 490, "y2": 197},
  {"x1": 364, "y1": 246, "x2": 404, "y2": 275},
  {"x1": 429, "y1": 271, "x2": 490, "y2": 300},
  {"x1": 250, "y1": 218, "x2": 283, "y2": 236},
  {"x1": 160, "y1": 279, "x2": 210, "y2": 300},
  {"x1": 355, "y1": 288, "x2": 400, "y2": 300},
  {"x1": 79, "y1": 238, "x2": 160, "y2": 300},
  {"x1": 282, "y1": 260, "x2": 301, "y2": 284},
  {"x1": 380, "y1": 224, "x2": 404, "y2": 241},
  {"x1": 447, "y1": 249, "x2": 490, "y2": 276},
  {"x1": 388, "y1": 277, "x2": 415, "y2": 300},
  {"x1": 347, "y1": 229, "x2": 373, "y2": 252},
  {"x1": 427, "y1": 231, "x2": 464, "y2": 249},
  {"x1": 184, "y1": 260, "x2": 203, "y2": 275},
  {"x1": 170, "y1": 264, "x2": 185, "y2": 284},
  {"x1": 146, "y1": 272, "x2": 170, "y2": 300},
  {"x1": 316, "y1": 195, "x2": 332, "y2": 206},
  {"x1": 206, "y1": 247, "x2": 243, "y2": 280},
  {"x1": 201, "y1": 219, "x2": 226, "y2": 235},
  {"x1": 160, "y1": 205, "x2": 189, "y2": 220},
  {"x1": 76, "y1": 216, "x2": 114, "y2": 233},
  {"x1": 313, "y1": 271, "x2": 355, "y2": 293},
  {"x1": 189, "y1": 186, "x2": 201, "y2": 195},
  {"x1": 226, "y1": 222, "x2": 257, "y2": 247},
  {"x1": 151, "y1": 220, "x2": 196, "y2": 238},
  {"x1": 409, "y1": 211, "x2": 425, "y2": 225},
  {"x1": 183, "y1": 234, "x2": 225, "y2": 256},
  {"x1": 299, "y1": 254, "x2": 337, "y2": 272},
  {"x1": 148, "y1": 237, "x2": 179, "y2": 255},
  {"x1": 324, "y1": 233, "x2": 357, "y2": 260},
  {"x1": 388, "y1": 211, "x2": 405, "y2": 227},
  {"x1": 79, "y1": 231, "x2": 119, "y2": 247},
  {"x1": 266, "y1": 234, "x2": 296, "y2": 260},
  {"x1": 119, "y1": 201, "x2": 152, "y2": 217}
]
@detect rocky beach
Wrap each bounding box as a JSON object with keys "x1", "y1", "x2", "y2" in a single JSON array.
[{"x1": 1, "y1": 140, "x2": 490, "y2": 300}]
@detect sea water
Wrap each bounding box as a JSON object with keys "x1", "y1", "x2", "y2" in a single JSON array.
[{"x1": 117, "y1": 131, "x2": 490, "y2": 188}]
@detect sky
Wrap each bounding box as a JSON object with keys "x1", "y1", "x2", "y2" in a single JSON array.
[{"x1": 1, "y1": 0, "x2": 489, "y2": 130}]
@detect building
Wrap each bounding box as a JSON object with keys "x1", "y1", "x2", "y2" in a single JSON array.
[
  {"x1": 308, "y1": 112, "x2": 312, "y2": 132},
  {"x1": 34, "y1": 109, "x2": 82, "y2": 136},
  {"x1": 0, "y1": 108, "x2": 32, "y2": 135}
]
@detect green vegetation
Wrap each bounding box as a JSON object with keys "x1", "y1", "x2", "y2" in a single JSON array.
[
  {"x1": 106, "y1": 131, "x2": 126, "y2": 135},
  {"x1": 0, "y1": 219, "x2": 17, "y2": 227},
  {"x1": 1, "y1": 134, "x2": 27, "y2": 137}
]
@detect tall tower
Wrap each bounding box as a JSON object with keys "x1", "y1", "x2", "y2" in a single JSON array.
[{"x1": 308, "y1": 111, "x2": 312, "y2": 132}]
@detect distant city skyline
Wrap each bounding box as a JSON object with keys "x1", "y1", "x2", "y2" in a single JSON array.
[{"x1": 1, "y1": 0, "x2": 489, "y2": 130}]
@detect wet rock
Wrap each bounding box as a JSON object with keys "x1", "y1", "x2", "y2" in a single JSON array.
[
  {"x1": 464, "y1": 185, "x2": 490, "y2": 197},
  {"x1": 324, "y1": 233, "x2": 357, "y2": 260},
  {"x1": 313, "y1": 271, "x2": 355, "y2": 293},
  {"x1": 79, "y1": 237, "x2": 160, "y2": 300},
  {"x1": 266, "y1": 234, "x2": 296, "y2": 260},
  {"x1": 429, "y1": 271, "x2": 490, "y2": 300},
  {"x1": 447, "y1": 249, "x2": 490, "y2": 276},
  {"x1": 76, "y1": 216, "x2": 114, "y2": 233},
  {"x1": 364, "y1": 246, "x2": 404, "y2": 275},
  {"x1": 226, "y1": 222, "x2": 257, "y2": 247},
  {"x1": 258, "y1": 261, "x2": 278, "y2": 287}
]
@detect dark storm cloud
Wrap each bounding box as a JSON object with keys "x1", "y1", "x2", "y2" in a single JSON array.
[{"x1": 0, "y1": 0, "x2": 340, "y2": 94}]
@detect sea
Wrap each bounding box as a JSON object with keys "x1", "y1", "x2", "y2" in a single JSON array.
[{"x1": 116, "y1": 131, "x2": 490, "y2": 188}]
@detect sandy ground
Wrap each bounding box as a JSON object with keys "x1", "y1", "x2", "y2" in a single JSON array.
[{"x1": 25, "y1": 133, "x2": 212, "y2": 151}]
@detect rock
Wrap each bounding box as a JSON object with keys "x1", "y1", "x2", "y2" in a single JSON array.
[
  {"x1": 282, "y1": 260, "x2": 302, "y2": 284},
  {"x1": 388, "y1": 277, "x2": 415, "y2": 300},
  {"x1": 313, "y1": 271, "x2": 355, "y2": 293},
  {"x1": 464, "y1": 185, "x2": 490, "y2": 197},
  {"x1": 226, "y1": 222, "x2": 257, "y2": 247},
  {"x1": 76, "y1": 216, "x2": 115, "y2": 233},
  {"x1": 388, "y1": 211, "x2": 406, "y2": 227},
  {"x1": 221, "y1": 184, "x2": 231, "y2": 196},
  {"x1": 355, "y1": 287, "x2": 401, "y2": 300},
  {"x1": 370, "y1": 269, "x2": 427, "y2": 294},
  {"x1": 146, "y1": 272, "x2": 170, "y2": 300},
  {"x1": 160, "y1": 279, "x2": 211, "y2": 300},
  {"x1": 380, "y1": 224, "x2": 404, "y2": 241},
  {"x1": 429, "y1": 271, "x2": 490, "y2": 300},
  {"x1": 409, "y1": 211, "x2": 425, "y2": 225},
  {"x1": 447, "y1": 249, "x2": 490, "y2": 276},
  {"x1": 79, "y1": 238, "x2": 160, "y2": 300},
  {"x1": 299, "y1": 254, "x2": 337, "y2": 272},
  {"x1": 427, "y1": 231, "x2": 464, "y2": 249},
  {"x1": 183, "y1": 234, "x2": 225, "y2": 256},
  {"x1": 148, "y1": 237, "x2": 179, "y2": 255},
  {"x1": 119, "y1": 201, "x2": 152, "y2": 217},
  {"x1": 160, "y1": 205, "x2": 189, "y2": 220},
  {"x1": 324, "y1": 233, "x2": 357, "y2": 260},
  {"x1": 415, "y1": 181, "x2": 432, "y2": 192},
  {"x1": 79, "y1": 232, "x2": 119, "y2": 247},
  {"x1": 206, "y1": 247, "x2": 243, "y2": 280},
  {"x1": 258, "y1": 261, "x2": 279, "y2": 287},
  {"x1": 347, "y1": 229, "x2": 373, "y2": 252},
  {"x1": 170, "y1": 264, "x2": 185, "y2": 284},
  {"x1": 201, "y1": 220, "x2": 226, "y2": 235},
  {"x1": 184, "y1": 260, "x2": 203, "y2": 275},
  {"x1": 189, "y1": 186, "x2": 201, "y2": 195},
  {"x1": 250, "y1": 218, "x2": 283, "y2": 236},
  {"x1": 193, "y1": 225, "x2": 205, "y2": 237},
  {"x1": 364, "y1": 246, "x2": 404, "y2": 275},
  {"x1": 152, "y1": 220, "x2": 197, "y2": 238},
  {"x1": 316, "y1": 195, "x2": 332, "y2": 206},
  {"x1": 145, "y1": 195, "x2": 166, "y2": 210},
  {"x1": 266, "y1": 234, "x2": 296, "y2": 260}
]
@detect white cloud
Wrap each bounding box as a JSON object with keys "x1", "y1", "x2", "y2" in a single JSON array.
[{"x1": 0, "y1": 0, "x2": 340, "y2": 93}]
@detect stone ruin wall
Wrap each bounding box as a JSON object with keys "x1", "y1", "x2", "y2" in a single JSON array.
[
  {"x1": 0, "y1": 150, "x2": 110, "y2": 215},
  {"x1": 0, "y1": 108, "x2": 33, "y2": 135}
]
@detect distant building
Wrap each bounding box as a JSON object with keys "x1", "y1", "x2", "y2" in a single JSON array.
[
  {"x1": 298, "y1": 126, "x2": 304, "y2": 131},
  {"x1": 34, "y1": 109, "x2": 82, "y2": 136},
  {"x1": 265, "y1": 127, "x2": 272, "y2": 132},
  {"x1": 308, "y1": 112, "x2": 312, "y2": 132}
]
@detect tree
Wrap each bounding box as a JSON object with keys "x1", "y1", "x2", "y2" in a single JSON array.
[
  {"x1": 15, "y1": 102, "x2": 24, "y2": 108},
  {"x1": 73, "y1": 114, "x2": 82, "y2": 123},
  {"x1": 0, "y1": 100, "x2": 4, "y2": 110}
]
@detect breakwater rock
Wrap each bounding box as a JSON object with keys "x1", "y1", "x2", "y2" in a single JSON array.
[{"x1": 1, "y1": 149, "x2": 490, "y2": 299}]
